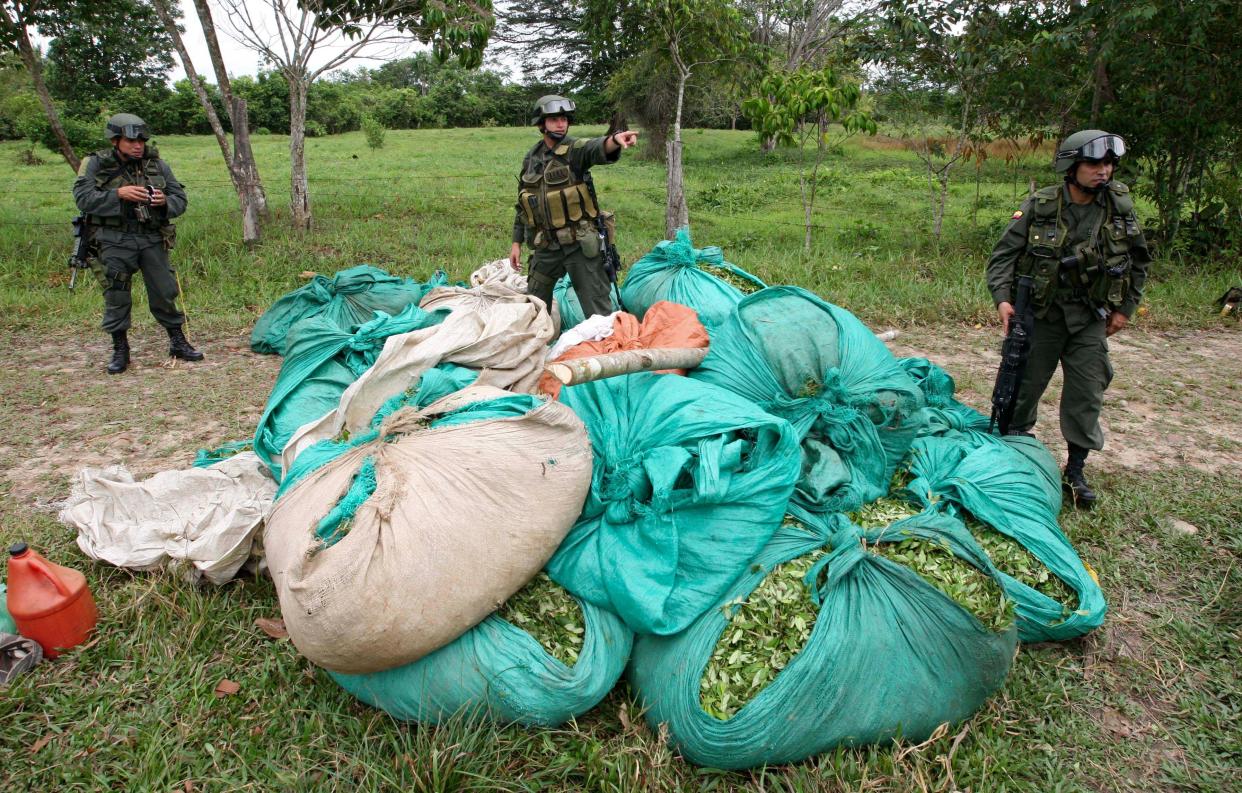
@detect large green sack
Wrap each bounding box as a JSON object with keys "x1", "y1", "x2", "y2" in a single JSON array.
[
  {"x1": 555, "y1": 274, "x2": 620, "y2": 332},
  {"x1": 618, "y1": 228, "x2": 765, "y2": 327},
  {"x1": 893, "y1": 358, "x2": 1104, "y2": 640},
  {"x1": 253, "y1": 304, "x2": 446, "y2": 480},
  {"x1": 329, "y1": 585, "x2": 632, "y2": 727},
  {"x1": 690, "y1": 287, "x2": 925, "y2": 515},
  {"x1": 251, "y1": 265, "x2": 445, "y2": 355},
  {"x1": 629, "y1": 512, "x2": 1017, "y2": 769},
  {"x1": 551, "y1": 372, "x2": 801, "y2": 635},
  {"x1": 903, "y1": 432, "x2": 1107, "y2": 642}
]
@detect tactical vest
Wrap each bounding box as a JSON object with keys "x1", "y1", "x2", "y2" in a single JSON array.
[
  {"x1": 1017, "y1": 182, "x2": 1141, "y2": 312},
  {"x1": 87, "y1": 147, "x2": 168, "y2": 231},
  {"x1": 516, "y1": 141, "x2": 599, "y2": 245}
]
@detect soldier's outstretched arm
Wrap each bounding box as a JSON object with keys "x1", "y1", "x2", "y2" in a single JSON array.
[{"x1": 72, "y1": 155, "x2": 121, "y2": 217}]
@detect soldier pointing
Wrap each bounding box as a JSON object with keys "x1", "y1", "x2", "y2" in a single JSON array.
[{"x1": 510, "y1": 95, "x2": 638, "y2": 320}]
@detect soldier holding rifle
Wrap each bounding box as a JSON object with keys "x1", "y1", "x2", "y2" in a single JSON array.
[
  {"x1": 986, "y1": 130, "x2": 1152, "y2": 508},
  {"x1": 72, "y1": 113, "x2": 202, "y2": 374}
]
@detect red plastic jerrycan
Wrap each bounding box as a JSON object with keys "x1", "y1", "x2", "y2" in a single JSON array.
[{"x1": 6, "y1": 542, "x2": 98, "y2": 658}]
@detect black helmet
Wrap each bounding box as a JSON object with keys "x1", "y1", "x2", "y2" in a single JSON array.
[
  {"x1": 530, "y1": 95, "x2": 575, "y2": 127},
  {"x1": 1054, "y1": 130, "x2": 1126, "y2": 173},
  {"x1": 105, "y1": 113, "x2": 150, "y2": 141}
]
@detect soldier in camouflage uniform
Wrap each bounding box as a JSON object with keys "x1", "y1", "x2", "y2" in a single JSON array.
[
  {"x1": 986, "y1": 130, "x2": 1152, "y2": 508},
  {"x1": 508, "y1": 95, "x2": 638, "y2": 318},
  {"x1": 73, "y1": 113, "x2": 202, "y2": 374}
]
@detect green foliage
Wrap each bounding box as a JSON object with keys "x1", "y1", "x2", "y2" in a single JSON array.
[
  {"x1": 39, "y1": 0, "x2": 174, "y2": 117},
  {"x1": 360, "y1": 114, "x2": 385, "y2": 149},
  {"x1": 18, "y1": 111, "x2": 104, "y2": 157},
  {"x1": 301, "y1": 0, "x2": 493, "y2": 68},
  {"x1": 497, "y1": 573, "x2": 586, "y2": 667}
]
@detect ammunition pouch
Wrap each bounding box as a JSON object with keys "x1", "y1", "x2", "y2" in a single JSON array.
[{"x1": 161, "y1": 223, "x2": 176, "y2": 251}]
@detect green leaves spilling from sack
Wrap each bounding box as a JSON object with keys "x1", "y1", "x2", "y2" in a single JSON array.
[{"x1": 630, "y1": 512, "x2": 1016, "y2": 769}]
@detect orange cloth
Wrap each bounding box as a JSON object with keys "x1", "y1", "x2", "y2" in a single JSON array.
[{"x1": 538, "y1": 301, "x2": 710, "y2": 398}]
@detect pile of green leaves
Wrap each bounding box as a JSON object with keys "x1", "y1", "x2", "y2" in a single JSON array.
[
  {"x1": 696, "y1": 262, "x2": 762, "y2": 294},
  {"x1": 964, "y1": 515, "x2": 1078, "y2": 609},
  {"x1": 700, "y1": 520, "x2": 827, "y2": 720},
  {"x1": 848, "y1": 498, "x2": 1013, "y2": 632},
  {"x1": 497, "y1": 573, "x2": 586, "y2": 667}
]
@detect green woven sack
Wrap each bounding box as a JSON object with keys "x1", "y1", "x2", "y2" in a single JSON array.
[
  {"x1": 253, "y1": 304, "x2": 446, "y2": 481},
  {"x1": 551, "y1": 372, "x2": 801, "y2": 635},
  {"x1": 329, "y1": 580, "x2": 632, "y2": 727},
  {"x1": 689, "y1": 287, "x2": 925, "y2": 514},
  {"x1": 250, "y1": 265, "x2": 445, "y2": 355},
  {"x1": 896, "y1": 359, "x2": 1106, "y2": 641},
  {"x1": 629, "y1": 511, "x2": 1016, "y2": 769},
  {"x1": 618, "y1": 228, "x2": 765, "y2": 326},
  {"x1": 554, "y1": 274, "x2": 620, "y2": 332}
]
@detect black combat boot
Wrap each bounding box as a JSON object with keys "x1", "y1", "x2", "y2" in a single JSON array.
[
  {"x1": 1063, "y1": 444, "x2": 1097, "y2": 509},
  {"x1": 107, "y1": 331, "x2": 129, "y2": 374},
  {"x1": 167, "y1": 326, "x2": 204, "y2": 361}
]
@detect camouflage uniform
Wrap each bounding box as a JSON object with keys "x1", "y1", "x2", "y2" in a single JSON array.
[
  {"x1": 513, "y1": 134, "x2": 619, "y2": 319},
  {"x1": 987, "y1": 181, "x2": 1151, "y2": 453},
  {"x1": 73, "y1": 146, "x2": 188, "y2": 334}
]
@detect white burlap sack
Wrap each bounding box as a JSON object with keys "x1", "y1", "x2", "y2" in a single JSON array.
[
  {"x1": 265, "y1": 386, "x2": 593, "y2": 674},
  {"x1": 281, "y1": 288, "x2": 553, "y2": 472},
  {"x1": 60, "y1": 452, "x2": 276, "y2": 585},
  {"x1": 469, "y1": 259, "x2": 528, "y2": 292}
]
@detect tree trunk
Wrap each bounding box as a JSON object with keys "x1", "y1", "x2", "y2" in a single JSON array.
[
  {"x1": 543, "y1": 347, "x2": 709, "y2": 391},
  {"x1": 153, "y1": 0, "x2": 264, "y2": 245},
  {"x1": 232, "y1": 97, "x2": 264, "y2": 246},
  {"x1": 192, "y1": 0, "x2": 234, "y2": 105},
  {"x1": 665, "y1": 71, "x2": 690, "y2": 239},
  {"x1": 16, "y1": 27, "x2": 78, "y2": 172},
  {"x1": 289, "y1": 80, "x2": 312, "y2": 231}
]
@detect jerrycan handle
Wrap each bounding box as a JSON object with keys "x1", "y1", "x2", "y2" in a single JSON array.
[{"x1": 9, "y1": 541, "x2": 73, "y2": 597}]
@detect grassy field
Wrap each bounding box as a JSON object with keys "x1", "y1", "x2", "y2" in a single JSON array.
[{"x1": 0, "y1": 127, "x2": 1239, "y2": 791}]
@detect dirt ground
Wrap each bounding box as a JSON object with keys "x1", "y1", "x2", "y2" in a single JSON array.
[{"x1": 1, "y1": 324, "x2": 1238, "y2": 510}]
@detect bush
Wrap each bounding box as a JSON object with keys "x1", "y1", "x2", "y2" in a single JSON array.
[
  {"x1": 20, "y1": 113, "x2": 107, "y2": 158},
  {"x1": 255, "y1": 127, "x2": 271, "y2": 135},
  {"x1": 361, "y1": 114, "x2": 385, "y2": 149},
  {"x1": 304, "y1": 120, "x2": 326, "y2": 138}
]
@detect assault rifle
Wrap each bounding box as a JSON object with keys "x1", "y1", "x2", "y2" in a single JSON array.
[
  {"x1": 587, "y1": 112, "x2": 629, "y2": 310},
  {"x1": 67, "y1": 215, "x2": 97, "y2": 291},
  {"x1": 988, "y1": 274, "x2": 1035, "y2": 436}
]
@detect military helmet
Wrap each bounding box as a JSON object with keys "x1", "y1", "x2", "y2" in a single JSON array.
[
  {"x1": 105, "y1": 113, "x2": 150, "y2": 141},
  {"x1": 1054, "y1": 129, "x2": 1126, "y2": 173},
  {"x1": 530, "y1": 95, "x2": 576, "y2": 126}
]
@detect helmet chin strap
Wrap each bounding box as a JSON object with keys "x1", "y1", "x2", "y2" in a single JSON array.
[
  {"x1": 546, "y1": 130, "x2": 567, "y2": 143},
  {"x1": 1068, "y1": 164, "x2": 1109, "y2": 194}
]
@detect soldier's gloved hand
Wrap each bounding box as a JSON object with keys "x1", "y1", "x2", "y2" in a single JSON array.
[
  {"x1": 1105, "y1": 310, "x2": 1128, "y2": 337},
  {"x1": 509, "y1": 242, "x2": 522, "y2": 270},
  {"x1": 149, "y1": 188, "x2": 166, "y2": 207},
  {"x1": 997, "y1": 301, "x2": 1015, "y2": 335},
  {"x1": 117, "y1": 185, "x2": 149, "y2": 203}
]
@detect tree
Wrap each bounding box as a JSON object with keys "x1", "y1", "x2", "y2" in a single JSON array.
[
  {"x1": 214, "y1": 0, "x2": 411, "y2": 231},
  {"x1": 629, "y1": 0, "x2": 751, "y2": 238},
  {"x1": 743, "y1": 65, "x2": 875, "y2": 250},
  {"x1": 151, "y1": 0, "x2": 269, "y2": 246},
  {"x1": 866, "y1": 0, "x2": 1003, "y2": 239},
  {"x1": 0, "y1": 0, "x2": 83, "y2": 170},
  {"x1": 40, "y1": 0, "x2": 173, "y2": 116}
]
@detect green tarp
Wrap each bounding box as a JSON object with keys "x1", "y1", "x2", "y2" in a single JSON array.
[{"x1": 550, "y1": 372, "x2": 801, "y2": 635}]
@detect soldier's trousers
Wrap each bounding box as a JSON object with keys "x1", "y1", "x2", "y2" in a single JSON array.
[
  {"x1": 525, "y1": 242, "x2": 613, "y2": 321},
  {"x1": 1011, "y1": 309, "x2": 1113, "y2": 451},
  {"x1": 96, "y1": 229, "x2": 185, "y2": 334}
]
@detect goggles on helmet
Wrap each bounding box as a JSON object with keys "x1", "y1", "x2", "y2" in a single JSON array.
[
  {"x1": 111, "y1": 123, "x2": 150, "y2": 141},
  {"x1": 540, "y1": 98, "x2": 576, "y2": 117},
  {"x1": 1064, "y1": 134, "x2": 1125, "y2": 162}
]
